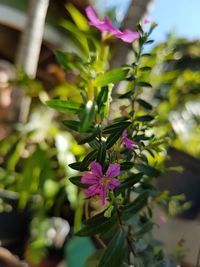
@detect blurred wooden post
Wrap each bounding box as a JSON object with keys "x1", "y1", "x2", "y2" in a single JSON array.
[{"x1": 12, "y1": 0, "x2": 50, "y2": 122}]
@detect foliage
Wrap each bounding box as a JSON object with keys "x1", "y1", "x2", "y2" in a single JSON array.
[
  {"x1": 141, "y1": 35, "x2": 200, "y2": 157},
  {"x1": 46, "y1": 7, "x2": 181, "y2": 267}
]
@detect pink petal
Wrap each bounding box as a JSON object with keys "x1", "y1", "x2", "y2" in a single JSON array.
[
  {"x1": 85, "y1": 5, "x2": 103, "y2": 26},
  {"x1": 144, "y1": 18, "x2": 151, "y2": 24},
  {"x1": 106, "y1": 163, "x2": 120, "y2": 178},
  {"x1": 123, "y1": 137, "x2": 136, "y2": 150},
  {"x1": 91, "y1": 161, "x2": 103, "y2": 178},
  {"x1": 122, "y1": 130, "x2": 128, "y2": 138},
  {"x1": 81, "y1": 172, "x2": 99, "y2": 184},
  {"x1": 100, "y1": 184, "x2": 106, "y2": 205},
  {"x1": 84, "y1": 184, "x2": 100, "y2": 197},
  {"x1": 108, "y1": 178, "x2": 120, "y2": 190},
  {"x1": 104, "y1": 17, "x2": 119, "y2": 34},
  {"x1": 116, "y1": 30, "x2": 140, "y2": 43}
]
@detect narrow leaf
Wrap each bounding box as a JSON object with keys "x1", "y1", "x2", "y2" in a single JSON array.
[
  {"x1": 94, "y1": 68, "x2": 129, "y2": 87},
  {"x1": 69, "y1": 176, "x2": 89, "y2": 188},
  {"x1": 103, "y1": 121, "x2": 131, "y2": 134},
  {"x1": 80, "y1": 150, "x2": 98, "y2": 170},
  {"x1": 123, "y1": 191, "x2": 149, "y2": 220},
  {"x1": 136, "y1": 115, "x2": 154, "y2": 122},
  {"x1": 46, "y1": 99, "x2": 83, "y2": 114},
  {"x1": 96, "y1": 142, "x2": 106, "y2": 165},
  {"x1": 135, "y1": 163, "x2": 161, "y2": 177},
  {"x1": 120, "y1": 162, "x2": 134, "y2": 171},
  {"x1": 136, "y1": 98, "x2": 153, "y2": 110},
  {"x1": 106, "y1": 131, "x2": 122, "y2": 149},
  {"x1": 63, "y1": 120, "x2": 80, "y2": 131},
  {"x1": 137, "y1": 81, "x2": 152, "y2": 88}
]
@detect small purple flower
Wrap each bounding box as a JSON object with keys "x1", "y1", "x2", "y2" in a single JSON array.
[
  {"x1": 81, "y1": 161, "x2": 120, "y2": 205},
  {"x1": 122, "y1": 130, "x2": 136, "y2": 150},
  {"x1": 85, "y1": 5, "x2": 140, "y2": 43}
]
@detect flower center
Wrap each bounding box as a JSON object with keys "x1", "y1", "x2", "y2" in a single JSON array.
[{"x1": 101, "y1": 176, "x2": 110, "y2": 185}]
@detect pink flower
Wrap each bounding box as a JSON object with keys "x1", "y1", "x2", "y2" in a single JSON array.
[
  {"x1": 85, "y1": 5, "x2": 140, "y2": 43},
  {"x1": 144, "y1": 18, "x2": 152, "y2": 24},
  {"x1": 122, "y1": 130, "x2": 136, "y2": 150},
  {"x1": 81, "y1": 161, "x2": 120, "y2": 205}
]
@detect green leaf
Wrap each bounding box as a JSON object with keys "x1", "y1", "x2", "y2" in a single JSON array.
[
  {"x1": 63, "y1": 120, "x2": 80, "y2": 131},
  {"x1": 98, "y1": 229, "x2": 127, "y2": 267},
  {"x1": 139, "y1": 66, "x2": 152, "y2": 71},
  {"x1": 120, "y1": 162, "x2": 134, "y2": 171},
  {"x1": 134, "y1": 222, "x2": 154, "y2": 238},
  {"x1": 81, "y1": 150, "x2": 98, "y2": 170},
  {"x1": 55, "y1": 51, "x2": 83, "y2": 71},
  {"x1": 94, "y1": 68, "x2": 129, "y2": 87},
  {"x1": 68, "y1": 162, "x2": 86, "y2": 171},
  {"x1": 106, "y1": 131, "x2": 122, "y2": 149},
  {"x1": 60, "y1": 20, "x2": 89, "y2": 56},
  {"x1": 136, "y1": 115, "x2": 154, "y2": 122},
  {"x1": 78, "y1": 127, "x2": 99, "y2": 144},
  {"x1": 76, "y1": 213, "x2": 116, "y2": 236},
  {"x1": 136, "y1": 99, "x2": 153, "y2": 110},
  {"x1": 135, "y1": 163, "x2": 161, "y2": 177},
  {"x1": 46, "y1": 99, "x2": 83, "y2": 114},
  {"x1": 119, "y1": 173, "x2": 143, "y2": 189},
  {"x1": 65, "y1": 3, "x2": 89, "y2": 31},
  {"x1": 96, "y1": 142, "x2": 106, "y2": 165},
  {"x1": 69, "y1": 176, "x2": 89, "y2": 188},
  {"x1": 123, "y1": 191, "x2": 149, "y2": 220},
  {"x1": 137, "y1": 81, "x2": 152, "y2": 88},
  {"x1": 103, "y1": 121, "x2": 131, "y2": 134},
  {"x1": 80, "y1": 101, "x2": 96, "y2": 132}
]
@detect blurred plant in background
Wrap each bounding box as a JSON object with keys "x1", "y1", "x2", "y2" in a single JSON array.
[{"x1": 140, "y1": 35, "x2": 200, "y2": 157}]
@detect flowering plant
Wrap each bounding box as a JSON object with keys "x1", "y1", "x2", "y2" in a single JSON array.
[{"x1": 47, "y1": 5, "x2": 177, "y2": 267}]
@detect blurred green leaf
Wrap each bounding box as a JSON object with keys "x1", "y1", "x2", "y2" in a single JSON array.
[
  {"x1": 123, "y1": 191, "x2": 149, "y2": 220},
  {"x1": 103, "y1": 121, "x2": 131, "y2": 134},
  {"x1": 137, "y1": 81, "x2": 152, "y2": 88},
  {"x1": 46, "y1": 99, "x2": 83, "y2": 114},
  {"x1": 96, "y1": 142, "x2": 106, "y2": 165},
  {"x1": 136, "y1": 98, "x2": 153, "y2": 110},
  {"x1": 81, "y1": 150, "x2": 98, "y2": 170},
  {"x1": 65, "y1": 3, "x2": 89, "y2": 32},
  {"x1": 135, "y1": 163, "x2": 161, "y2": 177},
  {"x1": 69, "y1": 176, "x2": 89, "y2": 188},
  {"x1": 63, "y1": 120, "x2": 80, "y2": 131},
  {"x1": 106, "y1": 131, "x2": 122, "y2": 149},
  {"x1": 94, "y1": 68, "x2": 129, "y2": 87},
  {"x1": 136, "y1": 115, "x2": 154, "y2": 122},
  {"x1": 98, "y1": 229, "x2": 127, "y2": 267},
  {"x1": 120, "y1": 162, "x2": 134, "y2": 171}
]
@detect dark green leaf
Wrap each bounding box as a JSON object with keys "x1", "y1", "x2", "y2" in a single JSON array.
[
  {"x1": 69, "y1": 176, "x2": 89, "y2": 188},
  {"x1": 137, "y1": 81, "x2": 152, "y2": 88},
  {"x1": 97, "y1": 142, "x2": 106, "y2": 165},
  {"x1": 119, "y1": 90, "x2": 132, "y2": 99},
  {"x1": 76, "y1": 213, "x2": 116, "y2": 236},
  {"x1": 80, "y1": 101, "x2": 96, "y2": 132},
  {"x1": 68, "y1": 162, "x2": 85, "y2": 171},
  {"x1": 119, "y1": 173, "x2": 143, "y2": 189},
  {"x1": 63, "y1": 120, "x2": 80, "y2": 131},
  {"x1": 78, "y1": 127, "x2": 99, "y2": 144},
  {"x1": 81, "y1": 150, "x2": 98, "y2": 170},
  {"x1": 106, "y1": 131, "x2": 122, "y2": 149},
  {"x1": 136, "y1": 99, "x2": 153, "y2": 110},
  {"x1": 136, "y1": 115, "x2": 154, "y2": 122},
  {"x1": 141, "y1": 53, "x2": 151, "y2": 57},
  {"x1": 103, "y1": 121, "x2": 131, "y2": 134},
  {"x1": 98, "y1": 229, "x2": 127, "y2": 267},
  {"x1": 46, "y1": 99, "x2": 83, "y2": 114},
  {"x1": 120, "y1": 162, "x2": 134, "y2": 171},
  {"x1": 139, "y1": 66, "x2": 152, "y2": 71},
  {"x1": 94, "y1": 68, "x2": 129, "y2": 87},
  {"x1": 144, "y1": 40, "x2": 154, "y2": 45},
  {"x1": 123, "y1": 191, "x2": 149, "y2": 220},
  {"x1": 135, "y1": 163, "x2": 161, "y2": 177},
  {"x1": 134, "y1": 222, "x2": 154, "y2": 238},
  {"x1": 97, "y1": 86, "x2": 109, "y2": 113}
]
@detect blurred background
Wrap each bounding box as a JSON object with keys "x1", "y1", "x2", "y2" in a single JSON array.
[{"x1": 0, "y1": 0, "x2": 199, "y2": 267}]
